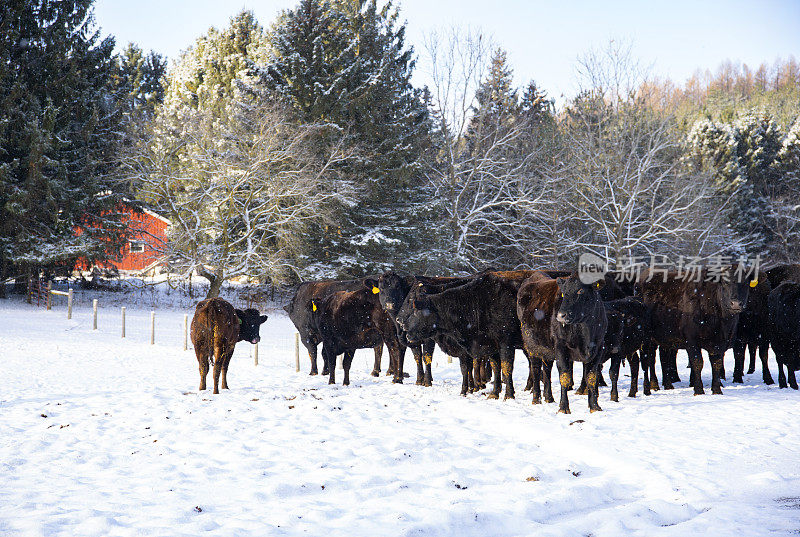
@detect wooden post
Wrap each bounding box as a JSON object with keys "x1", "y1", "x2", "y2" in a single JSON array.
[
  {"x1": 254, "y1": 343, "x2": 259, "y2": 366},
  {"x1": 121, "y1": 307, "x2": 126, "y2": 338},
  {"x1": 67, "y1": 289, "x2": 73, "y2": 320},
  {"x1": 46, "y1": 282, "x2": 52, "y2": 310},
  {"x1": 294, "y1": 333, "x2": 300, "y2": 372},
  {"x1": 92, "y1": 299, "x2": 98, "y2": 330},
  {"x1": 183, "y1": 314, "x2": 188, "y2": 351},
  {"x1": 150, "y1": 311, "x2": 155, "y2": 345}
]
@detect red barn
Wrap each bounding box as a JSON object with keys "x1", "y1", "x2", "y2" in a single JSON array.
[{"x1": 76, "y1": 204, "x2": 170, "y2": 274}]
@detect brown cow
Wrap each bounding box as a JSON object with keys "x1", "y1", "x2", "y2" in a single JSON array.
[{"x1": 191, "y1": 298, "x2": 267, "y2": 394}]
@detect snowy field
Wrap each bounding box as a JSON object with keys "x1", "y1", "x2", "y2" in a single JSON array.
[{"x1": 1, "y1": 296, "x2": 800, "y2": 537}]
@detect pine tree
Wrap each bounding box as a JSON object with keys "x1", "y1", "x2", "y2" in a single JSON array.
[
  {"x1": 267, "y1": 0, "x2": 431, "y2": 276},
  {"x1": 115, "y1": 43, "x2": 166, "y2": 121},
  {"x1": 0, "y1": 0, "x2": 127, "y2": 281}
]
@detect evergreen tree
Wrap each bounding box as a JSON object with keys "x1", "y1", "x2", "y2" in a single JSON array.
[
  {"x1": 267, "y1": 0, "x2": 431, "y2": 276},
  {"x1": 115, "y1": 43, "x2": 167, "y2": 121},
  {"x1": 0, "y1": 0, "x2": 127, "y2": 281}
]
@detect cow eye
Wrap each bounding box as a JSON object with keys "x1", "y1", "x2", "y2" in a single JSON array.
[{"x1": 578, "y1": 289, "x2": 584, "y2": 295}]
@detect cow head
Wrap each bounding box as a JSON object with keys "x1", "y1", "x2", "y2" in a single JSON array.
[
  {"x1": 396, "y1": 285, "x2": 438, "y2": 344},
  {"x1": 365, "y1": 272, "x2": 411, "y2": 319},
  {"x1": 236, "y1": 308, "x2": 268, "y2": 344},
  {"x1": 555, "y1": 276, "x2": 604, "y2": 325},
  {"x1": 715, "y1": 277, "x2": 750, "y2": 316}
]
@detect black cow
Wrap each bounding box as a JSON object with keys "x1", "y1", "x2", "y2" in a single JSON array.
[
  {"x1": 285, "y1": 279, "x2": 385, "y2": 376},
  {"x1": 365, "y1": 272, "x2": 475, "y2": 387},
  {"x1": 732, "y1": 277, "x2": 774, "y2": 385},
  {"x1": 551, "y1": 276, "x2": 608, "y2": 413},
  {"x1": 767, "y1": 281, "x2": 800, "y2": 389},
  {"x1": 637, "y1": 269, "x2": 751, "y2": 395},
  {"x1": 604, "y1": 297, "x2": 653, "y2": 401},
  {"x1": 397, "y1": 271, "x2": 531, "y2": 399},
  {"x1": 310, "y1": 287, "x2": 405, "y2": 386}
]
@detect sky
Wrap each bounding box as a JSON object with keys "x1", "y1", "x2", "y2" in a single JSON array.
[{"x1": 93, "y1": 0, "x2": 800, "y2": 102}]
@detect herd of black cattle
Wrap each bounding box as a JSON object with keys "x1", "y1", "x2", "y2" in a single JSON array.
[{"x1": 191, "y1": 263, "x2": 800, "y2": 414}]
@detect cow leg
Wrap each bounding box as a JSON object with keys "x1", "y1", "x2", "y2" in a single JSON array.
[
  {"x1": 530, "y1": 355, "x2": 543, "y2": 404},
  {"x1": 501, "y1": 346, "x2": 515, "y2": 400},
  {"x1": 473, "y1": 357, "x2": 485, "y2": 391},
  {"x1": 747, "y1": 342, "x2": 757, "y2": 374},
  {"x1": 777, "y1": 357, "x2": 788, "y2": 388},
  {"x1": 661, "y1": 346, "x2": 680, "y2": 384},
  {"x1": 342, "y1": 350, "x2": 355, "y2": 386},
  {"x1": 196, "y1": 347, "x2": 209, "y2": 391},
  {"x1": 642, "y1": 351, "x2": 652, "y2": 396},
  {"x1": 543, "y1": 359, "x2": 555, "y2": 404},
  {"x1": 587, "y1": 360, "x2": 603, "y2": 412},
  {"x1": 410, "y1": 344, "x2": 425, "y2": 385},
  {"x1": 575, "y1": 363, "x2": 588, "y2": 395},
  {"x1": 458, "y1": 357, "x2": 471, "y2": 396},
  {"x1": 324, "y1": 346, "x2": 336, "y2": 385},
  {"x1": 649, "y1": 356, "x2": 660, "y2": 392},
  {"x1": 759, "y1": 343, "x2": 774, "y2": 385},
  {"x1": 710, "y1": 353, "x2": 724, "y2": 395},
  {"x1": 306, "y1": 340, "x2": 320, "y2": 376},
  {"x1": 423, "y1": 340, "x2": 434, "y2": 387},
  {"x1": 609, "y1": 355, "x2": 621, "y2": 402},
  {"x1": 220, "y1": 348, "x2": 234, "y2": 390},
  {"x1": 486, "y1": 355, "x2": 501, "y2": 399},
  {"x1": 732, "y1": 338, "x2": 746, "y2": 383},
  {"x1": 688, "y1": 345, "x2": 705, "y2": 395},
  {"x1": 628, "y1": 350, "x2": 640, "y2": 398},
  {"x1": 389, "y1": 342, "x2": 406, "y2": 384},
  {"x1": 788, "y1": 367, "x2": 799, "y2": 390},
  {"x1": 556, "y1": 352, "x2": 572, "y2": 414},
  {"x1": 212, "y1": 341, "x2": 224, "y2": 395}
]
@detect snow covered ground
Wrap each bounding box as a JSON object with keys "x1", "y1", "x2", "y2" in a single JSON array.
[{"x1": 1, "y1": 296, "x2": 799, "y2": 536}]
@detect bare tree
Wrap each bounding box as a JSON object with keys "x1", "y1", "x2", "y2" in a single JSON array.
[
  {"x1": 122, "y1": 90, "x2": 354, "y2": 297},
  {"x1": 423, "y1": 29, "x2": 555, "y2": 271},
  {"x1": 556, "y1": 41, "x2": 737, "y2": 265}
]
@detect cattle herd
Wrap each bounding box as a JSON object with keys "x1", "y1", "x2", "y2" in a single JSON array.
[{"x1": 191, "y1": 263, "x2": 800, "y2": 414}]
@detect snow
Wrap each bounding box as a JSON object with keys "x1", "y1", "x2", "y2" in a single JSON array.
[{"x1": 1, "y1": 296, "x2": 800, "y2": 536}]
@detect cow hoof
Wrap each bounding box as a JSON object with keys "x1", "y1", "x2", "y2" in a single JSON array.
[
  {"x1": 610, "y1": 394, "x2": 619, "y2": 402},
  {"x1": 764, "y1": 377, "x2": 775, "y2": 385},
  {"x1": 371, "y1": 370, "x2": 380, "y2": 377},
  {"x1": 575, "y1": 388, "x2": 587, "y2": 396},
  {"x1": 693, "y1": 389, "x2": 705, "y2": 396},
  {"x1": 403, "y1": 372, "x2": 410, "y2": 378},
  {"x1": 328, "y1": 380, "x2": 335, "y2": 385},
  {"x1": 558, "y1": 408, "x2": 571, "y2": 414},
  {"x1": 486, "y1": 393, "x2": 499, "y2": 400},
  {"x1": 663, "y1": 383, "x2": 674, "y2": 390},
  {"x1": 213, "y1": 390, "x2": 219, "y2": 395},
  {"x1": 792, "y1": 384, "x2": 799, "y2": 390},
  {"x1": 392, "y1": 378, "x2": 403, "y2": 384},
  {"x1": 545, "y1": 396, "x2": 555, "y2": 404},
  {"x1": 732, "y1": 377, "x2": 743, "y2": 384},
  {"x1": 627, "y1": 392, "x2": 636, "y2": 398},
  {"x1": 590, "y1": 407, "x2": 602, "y2": 413},
  {"x1": 415, "y1": 379, "x2": 424, "y2": 386},
  {"x1": 712, "y1": 387, "x2": 723, "y2": 395},
  {"x1": 309, "y1": 371, "x2": 318, "y2": 376},
  {"x1": 504, "y1": 394, "x2": 515, "y2": 401},
  {"x1": 532, "y1": 397, "x2": 541, "y2": 405}
]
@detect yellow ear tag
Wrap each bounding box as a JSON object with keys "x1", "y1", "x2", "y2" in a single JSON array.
[
  {"x1": 372, "y1": 286, "x2": 380, "y2": 294},
  {"x1": 750, "y1": 280, "x2": 758, "y2": 288},
  {"x1": 595, "y1": 282, "x2": 600, "y2": 288},
  {"x1": 312, "y1": 301, "x2": 317, "y2": 312}
]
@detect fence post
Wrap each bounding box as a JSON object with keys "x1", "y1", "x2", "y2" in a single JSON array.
[
  {"x1": 92, "y1": 299, "x2": 98, "y2": 330},
  {"x1": 67, "y1": 289, "x2": 73, "y2": 320},
  {"x1": 295, "y1": 333, "x2": 300, "y2": 372},
  {"x1": 183, "y1": 314, "x2": 188, "y2": 351},
  {"x1": 254, "y1": 343, "x2": 258, "y2": 366},
  {"x1": 46, "y1": 282, "x2": 52, "y2": 310},
  {"x1": 150, "y1": 310, "x2": 155, "y2": 345},
  {"x1": 121, "y1": 307, "x2": 126, "y2": 338}
]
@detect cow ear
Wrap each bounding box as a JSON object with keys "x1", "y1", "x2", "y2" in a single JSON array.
[
  {"x1": 235, "y1": 309, "x2": 244, "y2": 325},
  {"x1": 363, "y1": 278, "x2": 380, "y2": 294},
  {"x1": 595, "y1": 279, "x2": 606, "y2": 289},
  {"x1": 259, "y1": 314, "x2": 268, "y2": 324}
]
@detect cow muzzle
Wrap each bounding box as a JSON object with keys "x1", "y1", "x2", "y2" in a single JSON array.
[
  {"x1": 251, "y1": 337, "x2": 261, "y2": 344},
  {"x1": 555, "y1": 312, "x2": 569, "y2": 325}
]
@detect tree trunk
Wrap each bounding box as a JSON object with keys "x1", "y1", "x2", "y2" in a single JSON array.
[{"x1": 200, "y1": 267, "x2": 224, "y2": 299}]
